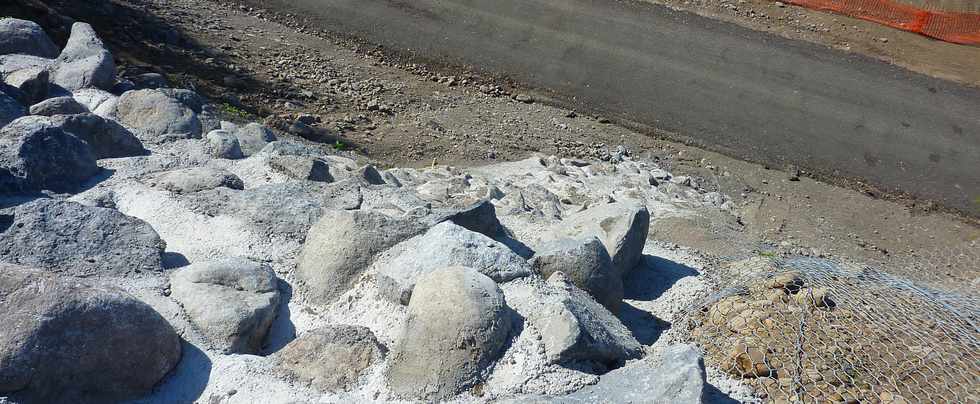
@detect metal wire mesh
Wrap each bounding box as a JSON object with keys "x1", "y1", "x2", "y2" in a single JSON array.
[{"x1": 682, "y1": 257, "x2": 980, "y2": 403}]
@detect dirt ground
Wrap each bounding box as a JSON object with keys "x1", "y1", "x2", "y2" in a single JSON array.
[
  {"x1": 640, "y1": 0, "x2": 980, "y2": 87},
  {"x1": 5, "y1": 0, "x2": 978, "y2": 293}
]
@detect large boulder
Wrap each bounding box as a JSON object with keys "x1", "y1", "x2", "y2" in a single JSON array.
[
  {"x1": 430, "y1": 199, "x2": 502, "y2": 237},
  {"x1": 550, "y1": 201, "x2": 650, "y2": 277},
  {"x1": 0, "y1": 115, "x2": 99, "y2": 193},
  {"x1": 72, "y1": 88, "x2": 118, "y2": 118},
  {"x1": 531, "y1": 236, "x2": 623, "y2": 312},
  {"x1": 0, "y1": 18, "x2": 59, "y2": 58},
  {"x1": 387, "y1": 267, "x2": 512, "y2": 401},
  {"x1": 205, "y1": 129, "x2": 244, "y2": 159},
  {"x1": 0, "y1": 264, "x2": 181, "y2": 403},
  {"x1": 563, "y1": 344, "x2": 706, "y2": 403},
  {"x1": 51, "y1": 23, "x2": 117, "y2": 91},
  {"x1": 0, "y1": 54, "x2": 53, "y2": 77},
  {"x1": 170, "y1": 258, "x2": 280, "y2": 354},
  {"x1": 373, "y1": 221, "x2": 533, "y2": 305},
  {"x1": 0, "y1": 91, "x2": 26, "y2": 128},
  {"x1": 29, "y1": 96, "x2": 88, "y2": 116},
  {"x1": 116, "y1": 89, "x2": 202, "y2": 142},
  {"x1": 3, "y1": 67, "x2": 49, "y2": 106},
  {"x1": 503, "y1": 273, "x2": 642, "y2": 368},
  {"x1": 275, "y1": 325, "x2": 385, "y2": 392},
  {"x1": 49, "y1": 113, "x2": 146, "y2": 158},
  {"x1": 0, "y1": 199, "x2": 166, "y2": 276},
  {"x1": 268, "y1": 155, "x2": 333, "y2": 182},
  {"x1": 236, "y1": 122, "x2": 277, "y2": 156},
  {"x1": 150, "y1": 166, "x2": 244, "y2": 194},
  {"x1": 296, "y1": 209, "x2": 427, "y2": 303}
]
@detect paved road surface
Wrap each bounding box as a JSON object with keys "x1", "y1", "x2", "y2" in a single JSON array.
[{"x1": 259, "y1": 0, "x2": 980, "y2": 215}]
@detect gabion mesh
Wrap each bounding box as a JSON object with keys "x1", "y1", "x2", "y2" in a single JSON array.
[{"x1": 682, "y1": 257, "x2": 980, "y2": 403}]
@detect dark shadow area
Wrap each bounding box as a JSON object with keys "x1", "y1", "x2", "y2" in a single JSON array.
[
  {"x1": 160, "y1": 251, "x2": 190, "y2": 269},
  {"x1": 703, "y1": 383, "x2": 740, "y2": 404},
  {"x1": 141, "y1": 340, "x2": 212, "y2": 403},
  {"x1": 616, "y1": 302, "x2": 670, "y2": 346},
  {"x1": 0, "y1": 214, "x2": 12, "y2": 233},
  {"x1": 494, "y1": 226, "x2": 534, "y2": 259},
  {"x1": 0, "y1": 194, "x2": 45, "y2": 210},
  {"x1": 262, "y1": 279, "x2": 296, "y2": 355},
  {"x1": 623, "y1": 254, "x2": 700, "y2": 301},
  {"x1": 77, "y1": 167, "x2": 115, "y2": 192}
]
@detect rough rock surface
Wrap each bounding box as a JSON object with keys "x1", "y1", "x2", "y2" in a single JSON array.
[
  {"x1": 206, "y1": 129, "x2": 244, "y2": 159},
  {"x1": 116, "y1": 89, "x2": 202, "y2": 142},
  {"x1": 0, "y1": 199, "x2": 166, "y2": 276},
  {"x1": 51, "y1": 23, "x2": 117, "y2": 91},
  {"x1": 72, "y1": 88, "x2": 118, "y2": 118},
  {"x1": 151, "y1": 166, "x2": 244, "y2": 193},
  {"x1": 0, "y1": 91, "x2": 26, "y2": 128},
  {"x1": 170, "y1": 258, "x2": 280, "y2": 354},
  {"x1": 29, "y1": 96, "x2": 88, "y2": 116},
  {"x1": 531, "y1": 236, "x2": 623, "y2": 312},
  {"x1": 49, "y1": 113, "x2": 146, "y2": 158},
  {"x1": 3, "y1": 67, "x2": 48, "y2": 106},
  {"x1": 0, "y1": 18, "x2": 59, "y2": 58},
  {"x1": 387, "y1": 267, "x2": 512, "y2": 400},
  {"x1": 551, "y1": 202, "x2": 650, "y2": 277},
  {"x1": 276, "y1": 325, "x2": 385, "y2": 392},
  {"x1": 432, "y1": 199, "x2": 502, "y2": 237},
  {"x1": 268, "y1": 155, "x2": 332, "y2": 182},
  {"x1": 0, "y1": 115, "x2": 98, "y2": 193},
  {"x1": 296, "y1": 209, "x2": 428, "y2": 303},
  {"x1": 0, "y1": 264, "x2": 181, "y2": 403},
  {"x1": 373, "y1": 221, "x2": 533, "y2": 305},
  {"x1": 503, "y1": 274, "x2": 642, "y2": 368},
  {"x1": 236, "y1": 122, "x2": 277, "y2": 156}
]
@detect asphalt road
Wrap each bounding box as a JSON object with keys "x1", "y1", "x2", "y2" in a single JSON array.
[{"x1": 259, "y1": 0, "x2": 980, "y2": 215}]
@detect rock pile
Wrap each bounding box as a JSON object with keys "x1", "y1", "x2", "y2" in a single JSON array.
[{"x1": 0, "y1": 17, "x2": 730, "y2": 403}]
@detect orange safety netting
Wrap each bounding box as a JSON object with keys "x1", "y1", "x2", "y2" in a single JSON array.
[{"x1": 782, "y1": 0, "x2": 980, "y2": 45}]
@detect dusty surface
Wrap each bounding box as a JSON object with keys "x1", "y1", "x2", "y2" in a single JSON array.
[{"x1": 642, "y1": 0, "x2": 980, "y2": 87}]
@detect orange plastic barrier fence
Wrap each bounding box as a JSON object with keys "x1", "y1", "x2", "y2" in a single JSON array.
[{"x1": 783, "y1": 0, "x2": 980, "y2": 45}]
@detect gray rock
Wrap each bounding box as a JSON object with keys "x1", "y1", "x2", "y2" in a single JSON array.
[
  {"x1": 373, "y1": 222, "x2": 533, "y2": 305},
  {"x1": 72, "y1": 88, "x2": 118, "y2": 118},
  {"x1": 431, "y1": 199, "x2": 502, "y2": 237},
  {"x1": 0, "y1": 54, "x2": 53, "y2": 77},
  {"x1": 269, "y1": 155, "x2": 332, "y2": 182},
  {"x1": 0, "y1": 115, "x2": 98, "y2": 193},
  {"x1": 503, "y1": 274, "x2": 642, "y2": 368},
  {"x1": 206, "y1": 130, "x2": 244, "y2": 159},
  {"x1": 0, "y1": 18, "x2": 59, "y2": 58},
  {"x1": 297, "y1": 209, "x2": 427, "y2": 303},
  {"x1": 0, "y1": 264, "x2": 181, "y2": 403},
  {"x1": 3, "y1": 66, "x2": 49, "y2": 106},
  {"x1": 276, "y1": 325, "x2": 385, "y2": 392},
  {"x1": 170, "y1": 258, "x2": 280, "y2": 354},
  {"x1": 116, "y1": 89, "x2": 202, "y2": 142},
  {"x1": 236, "y1": 122, "x2": 277, "y2": 156},
  {"x1": 0, "y1": 199, "x2": 166, "y2": 276},
  {"x1": 51, "y1": 23, "x2": 117, "y2": 91},
  {"x1": 49, "y1": 113, "x2": 146, "y2": 158},
  {"x1": 531, "y1": 237, "x2": 623, "y2": 312},
  {"x1": 551, "y1": 201, "x2": 650, "y2": 277},
  {"x1": 29, "y1": 96, "x2": 88, "y2": 116},
  {"x1": 563, "y1": 344, "x2": 706, "y2": 403},
  {"x1": 387, "y1": 267, "x2": 511, "y2": 401},
  {"x1": 151, "y1": 167, "x2": 244, "y2": 193},
  {"x1": 0, "y1": 91, "x2": 26, "y2": 128}
]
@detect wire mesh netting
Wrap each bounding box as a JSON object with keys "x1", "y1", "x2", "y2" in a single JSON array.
[
  {"x1": 781, "y1": 0, "x2": 980, "y2": 45},
  {"x1": 680, "y1": 256, "x2": 980, "y2": 403}
]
